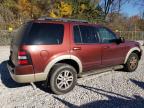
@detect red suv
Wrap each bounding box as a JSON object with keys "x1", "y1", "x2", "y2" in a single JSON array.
[{"x1": 7, "y1": 17, "x2": 142, "y2": 94}]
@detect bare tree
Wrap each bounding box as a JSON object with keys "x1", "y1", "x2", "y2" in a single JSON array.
[
  {"x1": 100, "y1": 0, "x2": 129, "y2": 18},
  {"x1": 101, "y1": 0, "x2": 114, "y2": 16},
  {"x1": 130, "y1": 0, "x2": 144, "y2": 19}
]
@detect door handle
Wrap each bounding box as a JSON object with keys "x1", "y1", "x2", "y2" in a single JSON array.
[
  {"x1": 73, "y1": 47, "x2": 81, "y2": 50},
  {"x1": 103, "y1": 46, "x2": 110, "y2": 49}
]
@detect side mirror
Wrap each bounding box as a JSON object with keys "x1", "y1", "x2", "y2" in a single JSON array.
[
  {"x1": 111, "y1": 37, "x2": 125, "y2": 44},
  {"x1": 120, "y1": 37, "x2": 125, "y2": 43}
]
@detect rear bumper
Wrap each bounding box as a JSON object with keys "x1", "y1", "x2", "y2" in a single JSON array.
[
  {"x1": 7, "y1": 61, "x2": 47, "y2": 83},
  {"x1": 7, "y1": 62, "x2": 35, "y2": 83}
]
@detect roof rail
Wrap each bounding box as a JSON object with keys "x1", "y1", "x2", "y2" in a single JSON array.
[{"x1": 38, "y1": 16, "x2": 88, "y2": 23}]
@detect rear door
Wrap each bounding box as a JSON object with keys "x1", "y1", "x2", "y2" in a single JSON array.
[
  {"x1": 70, "y1": 24, "x2": 102, "y2": 72},
  {"x1": 97, "y1": 27, "x2": 126, "y2": 67}
]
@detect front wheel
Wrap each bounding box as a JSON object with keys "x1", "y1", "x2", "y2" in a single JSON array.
[
  {"x1": 124, "y1": 53, "x2": 139, "y2": 72},
  {"x1": 49, "y1": 63, "x2": 77, "y2": 95}
]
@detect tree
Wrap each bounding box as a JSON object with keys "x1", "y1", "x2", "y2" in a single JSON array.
[
  {"x1": 17, "y1": 0, "x2": 31, "y2": 19},
  {"x1": 137, "y1": 19, "x2": 144, "y2": 31},
  {"x1": 48, "y1": 0, "x2": 104, "y2": 22},
  {"x1": 0, "y1": 4, "x2": 15, "y2": 29},
  {"x1": 17, "y1": 0, "x2": 41, "y2": 20},
  {"x1": 131, "y1": 0, "x2": 144, "y2": 19},
  {"x1": 106, "y1": 12, "x2": 128, "y2": 31},
  {"x1": 49, "y1": 1, "x2": 73, "y2": 18},
  {"x1": 100, "y1": 0, "x2": 129, "y2": 18}
]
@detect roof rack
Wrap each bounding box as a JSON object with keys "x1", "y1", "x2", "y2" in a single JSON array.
[{"x1": 38, "y1": 16, "x2": 88, "y2": 23}]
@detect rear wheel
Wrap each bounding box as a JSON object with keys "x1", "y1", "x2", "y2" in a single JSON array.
[
  {"x1": 124, "y1": 53, "x2": 139, "y2": 72},
  {"x1": 49, "y1": 63, "x2": 77, "y2": 95}
]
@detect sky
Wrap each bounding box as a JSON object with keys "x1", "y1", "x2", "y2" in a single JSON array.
[{"x1": 121, "y1": 2, "x2": 141, "y2": 17}]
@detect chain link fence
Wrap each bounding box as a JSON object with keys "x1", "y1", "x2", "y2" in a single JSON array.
[
  {"x1": 0, "y1": 30, "x2": 144, "y2": 46},
  {"x1": 117, "y1": 31, "x2": 144, "y2": 41}
]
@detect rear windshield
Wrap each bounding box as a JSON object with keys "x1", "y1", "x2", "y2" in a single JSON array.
[{"x1": 14, "y1": 22, "x2": 64, "y2": 45}]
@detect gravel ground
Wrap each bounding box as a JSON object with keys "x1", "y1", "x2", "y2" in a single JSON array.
[{"x1": 0, "y1": 46, "x2": 144, "y2": 108}]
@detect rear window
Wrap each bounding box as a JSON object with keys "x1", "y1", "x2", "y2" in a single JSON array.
[
  {"x1": 13, "y1": 22, "x2": 31, "y2": 45},
  {"x1": 14, "y1": 22, "x2": 64, "y2": 45}
]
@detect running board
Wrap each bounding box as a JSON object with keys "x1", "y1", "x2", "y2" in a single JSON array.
[{"x1": 78, "y1": 65, "x2": 123, "y2": 78}]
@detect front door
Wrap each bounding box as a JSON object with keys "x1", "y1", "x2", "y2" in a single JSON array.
[{"x1": 97, "y1": 27, "x2": 126, "y2": 67}]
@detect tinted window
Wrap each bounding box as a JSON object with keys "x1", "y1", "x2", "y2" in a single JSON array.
[
  {"x1": 23, "y1": 23, "x2": 64, "y2": 45},
  {"x1": 97, "y1": 27, "x2": 117, "y2": 43},
  {"x1": 73, "y1": 25, "x2": 99, "y2": 44},
  {"x1": 73, "y1": 26, "x2": 82, "y2": 43},
  {"x1": 14, "y1": 22, "x2": 32, "y2": 45}
]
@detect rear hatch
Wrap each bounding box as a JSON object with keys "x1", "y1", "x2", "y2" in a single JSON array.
[{"x1": 10, "y1": 22, "x2": 32, "y2": 66}]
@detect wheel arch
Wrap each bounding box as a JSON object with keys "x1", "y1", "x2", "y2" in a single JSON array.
[
  {"x1": 43, "y1": 55, "x2": 82, "y2": 79},
  {"x1": 124, "y1": 47, "x2": 141, "y2": 64}
]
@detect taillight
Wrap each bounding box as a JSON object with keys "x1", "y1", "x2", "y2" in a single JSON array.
[
  {"x1": 18, "y1": 50, "x2": 31, "y2": 65},
  {"x1": 18, "y1": 60, "x2": 28, "y2": 65}
]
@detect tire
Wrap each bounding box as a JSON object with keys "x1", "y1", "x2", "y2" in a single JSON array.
[
  {"x1": 124, "y1": 53, "x2": 139, "y2": 72},
  {"x1": 49, "y1": 63, "x2": 77, "y2": 95}
]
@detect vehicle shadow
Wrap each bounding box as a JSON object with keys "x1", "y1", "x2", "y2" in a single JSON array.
[
  {"x1": 0, "y1": 60, "x2": 28, "y2": 88},
  {"x1": 35, "y1": 81, "x2": 53, "y2": 94},
  {"x1": 130, "y1": 79, "x2": 144, "y2": 90},
  {"x1": 53, "y1": 79, "x2": 144, "y2": 108}
]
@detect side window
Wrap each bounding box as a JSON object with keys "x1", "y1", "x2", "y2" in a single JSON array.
[
  {"x1": 97, "y1": 27, "x2": 117, "y2": 43},
  {"x1": 73, "y1": 25, "x2": 99, "y2": 44},
  {"x1": 73, "y1": 26, "x2": 82, "y2": 43}
]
